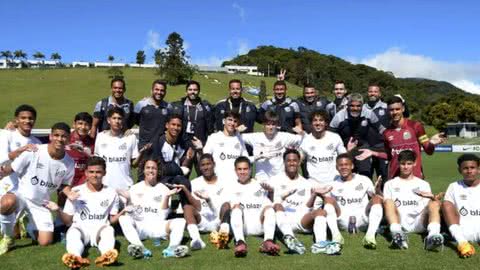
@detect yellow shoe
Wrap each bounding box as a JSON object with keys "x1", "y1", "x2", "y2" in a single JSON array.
[
  {"x1": 95, "y1": 249, "x2": 118, "y2": 267},
  {"x1": 0, "y1": 236, "x2": 14, "y2": 255},
  {"x1": 209, "y1": 229, "x2": 229, "y2": 249},
  {"x1": 458, "y1": 242, "x2": 475, "y2": 258},
  {"x1": 62, "y1": 253, "x2": 90, "y2": 269}
]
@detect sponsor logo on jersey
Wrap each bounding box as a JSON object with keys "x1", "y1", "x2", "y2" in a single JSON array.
[
  {"x1": 219, "y1": 152, "x2": 240, "y2": 160},
  {"x1": 403, "y1": 131, "x2": 411, "y2": 140},
  {"x1": 337, "y1": 196, "x2": 363, "y2": 206},
  {"x1": 37, "y1": 163, "x2": 45, "y2": 169},
  {"x1": 79, "y1": 208, "x2": 107, "y2": 221},
  {"x1": 119, "y1": 143, "x2": 127, "y2": 150},
  {"x1": 143, "y1": 206, "x2": 159, "y2": 214},
  {"x1": 103, "y1": 155, "x2": 127, "y2": 162},
  {"x1": 459, "y1": 206, "x2": 480, "y2": 216},
  {"x1": 31, "y1": 176, "x2": 40, "y2": 185},
  {"x1": 100, "y1": 199, "x2": 109, "y2": 207},
  {"x1": 388, "y1": 136, "x2": 394, "y2": 141},
  {"x1": 310, "y1": 156, "x2": 334, "y2": 164},
  {"x1": 240, "y1": 203, "x2": 262, "y2": 209},
  {"x1": 285, "y1": 199, "x2": 300, "y2": 207},
  {"x1": 394, "y1": 198, "x2": 418, "y2": 207},
  {"x1": 30, "y1": 176, "x2": 57, "y2": 188}
]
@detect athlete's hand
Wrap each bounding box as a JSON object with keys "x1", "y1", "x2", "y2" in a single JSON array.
[
  {"x1": 355, "y1": 149, "x2": 374, "y2": 161},
  {"x1": 277, "y1": 69, "x2": 287, "y2": 81},
  {"x1": 194, "y1": 191, "x2": 210, "y2": 201},
  {"x1": 124, "y1": 129, "x2": 136, "y2": 137},
  {"x1": 4, "y1": 120, "x2": 16, "y2": 130},
  {"x1": 116, "y1": 189, "x2": 131, "y2": 201},
  {"x1": 166, "y1": 187, "x2": 182, "y2": 196},
  {"x1": 236, "y1": 124, "x2": 247, "y2": 133},
  {"x1": 191, "y1": 137, "x2": 203, "y2": 150},
  {"x1": 43, "y1": 201, "x2": 60, "y2": 212},
  {"x1": 123, "y1": 205, "x2": 135, "y2": 213},
  {"x1": 430, "y1": 133, "x2": 447, "y2": 145},
  {"x1": 170, "y1": 183, "x2": 188, "y2": 191},
  {"x1": 311, "y1": 185, "x2": 332, "y2": 196},
  {"x1": 139, "y1": 143, "x2": 152, "y2": 154},
  {"x1": 66, "y1": 190, "x2": 80, "y2": 201},
  {"x1": 347, "y1": 137, "x2": 358, "y2": 151},
  {"x1": 292, "y1": 125, "x2": 304, "y2": 135},
  {"x1": 260, "y1": 182, "x2": 274, "y2": 193}
]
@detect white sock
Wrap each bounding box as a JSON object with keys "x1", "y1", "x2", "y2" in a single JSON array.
[
  {"x1": 187, "y1": 224, "x2": 201, "y2": 242},
  {"x1": 449, "y1": 224, "x2": 467, "y2": 243},
  {"x1": 66, "y1": 227, "x2": 85, "y2": 256},
  {"x1": 0, "y1": 213, "x2": 15, "y2": 237},
  {"x1": 168, "y1": 218, "x2": 186, "y2": 248},
  {"x1": 324, "y1": 204, "x2": 340, "y2": 239},
  {"x1": 313, "y1": 216, "x2": 327, "y2": 243},
  {"x1": 263, "y1": 208, "x2": 276, "y2": 241},
  {"x1": 98, "y1": 226, "x2": 115, "y2": 254},
  {"x1": 427, "y1": 222, "x2": 441, "y2": 237},
  {"x1": 118, "y1": 215, "x2": 143, "y2": 246},
  {"x1": 231, "y1": 208, "x2": 244, "y2": 242},
  {"x1": 219, "y1": 222, "x2": 229, "y2": 233},
  {"x1": 389, "y1": 223, "x2": 402, "y2": 233},
  {"x1": 366, "y1": 204, "x2": 383, "y2": 238},
  {"x1": 275, "y1": 211, "x2": 294, "y2": 237}
]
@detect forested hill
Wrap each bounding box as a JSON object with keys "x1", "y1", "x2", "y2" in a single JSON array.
[{"x1": 222, "y1": 46, "x2": 480, "y2": 124}]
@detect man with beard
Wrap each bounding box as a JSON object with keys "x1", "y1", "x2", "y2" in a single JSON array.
[
  {"x1": 295, "y1": 84, "x2": 330, "y2": 133},
  {"x1": 326, "y1": 80, "x2": 349, "y2": 119}
]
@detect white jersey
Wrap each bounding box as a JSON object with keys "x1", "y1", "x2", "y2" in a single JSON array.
[
  {"x1": 191, "y1": 176, "x2": 227, "y2": 220},
  {"x1": 63, "y1": 183, "x2": 119, "y2": 231},
  {"x1": 226, "y1": 180, "x2": 271, "y2": 212},
  {"x1": 444, "y1": 180, "x2": 480, "y2": 228},
  {"x1": 242, "y1": 132, "x2": 302, "y2": 181},
  {"x1": 329, "y1": 174, "x2": 374, "y2": 217},
  {"x1": 272, "y1": 173, "x2": 313, "y2": 214},
  {"x1": 300, "y1": 131, "x2": 346, "y2": 184},
  {"x1": 94, "y1": 131, "x2": 139, "y2": 191},
  {"x1": 12, "y1": 144, "x2": 74, "y2": 204},
  {"x1": 383, "y1": 176, "x2": 431, "y2": 221},
  {"x1": 0, "y1": 129, "x2": 41, "y2": 193},
  {"x1": 203, "y1": 131, "x2": 248, "y2": 184},
  {"x1": 128, "y1": 181, "x2": 171, "y2": 223}
]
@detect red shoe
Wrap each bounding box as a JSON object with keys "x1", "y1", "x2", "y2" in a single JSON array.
[
  {"x1": 259, "y1": 240, "x2": 280, "y2": 256},
  {"x1": 234, "y1": 240, "x2": 248, "y2": 257}
]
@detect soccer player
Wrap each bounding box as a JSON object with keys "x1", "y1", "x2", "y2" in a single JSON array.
[
  {"x1": 300, "y1": 110, "x2": 346, "y2": 184},
  {"x1": 94, "y1": 107, "x2": 145, "y2": 192},
  {"x1": 242, "y1": 111, "x2": 303, "y2": 183},
  {"x1": 325, "y1": 80, "x2": 349, "y2": 118},
  {"x1": 270, "y1": 149, "x2": 341, "y2": 255},
  {"x1": 228, "y1": 156, "x2": 280, "y2": 257},
  {"x1": 0, "y1": 105, "x2": 41, "y2": 251},
  {"x1": 442, "y1": 154, "x2": 480, "y2": 258},
  {"x1": 44, "y1": 156, "x2": 121, "y2": 268},
  {"x1": 295, "y1": 84, "x2": 329, "y2": 133},
  {"x1": 383, "y1": 150, "x2": 444, "y2": 250},
  {"x1": 90, "y1": 78, "x2": 134, "y2": 138},
  {"x1": 182, "y1": 154, "x2": 232, "y2": 250},
  {"x1": 118, "y1": 159, "x2": 189, "y2": 259},
  {"x1": 214, "y1": 79, "x2": 257, "y2": 133},
  {"x1": 0, "y1": 122, "x2": 76, "y2": 254},
  {"x1": 202, "y1": 112, "x2": 248, "y2": 185},
  {"x1": 319, "y1": 154, "x2": 384, "y2": 249}
]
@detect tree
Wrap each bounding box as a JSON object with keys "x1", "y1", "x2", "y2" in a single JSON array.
[
  {"x1": 156, "y1": 32, "x2": 195, "y2": 85},
  {"x1": 425, "y1": 102, "x2": 456, "y2": 130},
  {"x1": 108, "y1": 55, "x2": 114, "y2": 62},
  {"x1": 456, "y1": 101, "x2": 480, "y2": 123},
  {"x1": 259, "y1": 80, "x2": 267, "y2": 103},
  {"x1": 107, "y1": 67, "x2": 124, "y2": 79},
  {"x1": 50, "y1": 52, "x2": 61, "y2": 61},
  {"x1": 136, "y1": 50, "x2": 146, "y2": 65},
  {"x1": 13, "y1": 50, "x2": 27, "y2": 60},
  {"x1": 1, "y1": 50, "x2": 13, "y2": 67},
  {"x1": 33, "y1": 51, "x2": 45, "y2": 60}
]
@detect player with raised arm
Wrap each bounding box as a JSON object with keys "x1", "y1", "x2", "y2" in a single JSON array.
[
  {"x1": 442, "y1": 154, "x2": 480, "y2": 258},
  {"x1": 383, "y1": 150, "x2": 444, "y2": 250}
]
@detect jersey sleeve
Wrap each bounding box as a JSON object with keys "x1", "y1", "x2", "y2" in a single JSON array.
[
  {"x1": 63, "y1": 198, "x2": 75, "y2": 216},
  {"x1": 284, "y1": 133, "x2": 303, "y2": 147},
  {"x1": 62, "y1": 162, "x2": 75, "y2": 186},
  {"x1": 414, "y1": 122, "x2": 434, "y2": 155},
  {"x1": 383, "y1": 181, "x2": 394, "y2": 201},
  {"x1": 444, "y1": 182, "x2": 456, "y2": 204},
  {"x1": 109, "y1": 194, "x2": 120, "y2": 216},
  {"x1": 365, "y1": 177, "x2": 375, "y2": 195},
  {"x1": 334, "y1": 134, "x2": 347, "y2": 154},
  {"x1": 10, "y1": 150, "x2": 33, "y2": 176},
  {"x1": 0, "y1": 131, "x2": 10, "y2": 164},
  {"x1": 203, "y1": 134, "x2": 215, "y2": 154},
  {"x1": 93, "y1": 134, "x2": 102, "y2": 156},
  {"x1": 130, "y1": 135, "x2": 139, "y2": 159},
  {"x1": 368, "y1": 111, "x2": 386, "y2": 134},
  {"x1": 329, "y1": 114, "x2": 341, "y2": 131},
  {"x1": 93, "y1": 100, "x2": 103, "y2": 118},
  {"x1": 241, "y1": 133, "x2": 256, "y2": 146}
]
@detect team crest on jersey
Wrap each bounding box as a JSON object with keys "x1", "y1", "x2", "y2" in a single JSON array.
[
  {"x1": 388, "y1": 136, "x2": 394, "y2": 141},
  {"x1": 55, "y1": 169, "x2": 66, "y2": 177},
  {"x1": 459, "y1": 206, "x2": 468, "y2": 216},
  {"x1": 394, "y1": 187, "x2": 400, "y2": 192},
  {"x1": 394, "y1": 198, "x2": 401, "y2": 207},
  {"x1": 216, "y1": 188, "x2": 224, "y2": 196},
  {"x1": 119, "y1": 143, "x2": 127, "y2": 150},
  {"x1": 459, "y1": 194, "x2": 467, "y2": 200},
  {"x1": 327, "y1": 143, "x2": 334, "y2": 150},
  {"x1": 361, "y1": 120, "x2": 368, "y2": 127},
  {"x1": 403, "y1": 131, "x2": 411, "y2": 140},
  {"x1": 355, "y1": 183, "x2": 363, "y2": 191},
  {"x1": 100, "y1": 199, "x2": 109, "y2": 207},
  {"x1": 297, "y1": 189, "x2": 306, "y2": 196},
  {"x1": 220, "y1": 152, "x2": 226, "y2": 160},
  {"x1": 153, "y1": 195, "x2": 163, "y2": 202},
  {"x1": 246, "y1": 106, "x2": 251, "y2": 113},
  {"x1": 123, "y1": 107, "x2": 130, "y2": 114},
  {"x1": 254, "y1": 189, "x2": 263, "y2": 197},
  {"x1": 197, "y1": 105, "x2": 203, "y2": 112},
  {"x1": 379, "y1": 109, "x2": 385, "y2": 116},
  {"x1": 284, "y1": 107, "x2": 291, "y2": 112},
  {"x1": 162, "y1": 109, "x2": 168, "y2": 115},
  {"x1": 37, "y1": 163, "x2": 45, "y2": 169},
  {"x1": 31, "y1": 176, "x2": 39, "y2": 185},
  {"x1": 220, "y1": 109, "x2": 225, "y2": 114},
  {"x1": 275, "y1": 142, "x2": 282, "y2": 148}
]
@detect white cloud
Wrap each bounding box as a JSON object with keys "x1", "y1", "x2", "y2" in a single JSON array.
[
  {"x1": 191, "y1": 56, "x2": 228, "y2": 66},
  {"x1": 232, "y1": 2, "x2": 246, "y2": 22},
  {"x1": 237, "y1": 40, "x2": 249, "y2": 55},
  {"x1": 144, "y1": 30, "x2": 162, "y2": 51},
  {"x1": 356, "y1": 48, "x2": 480, "y2": 94},
  {"x1": 193, "y1": 39, "x2": 250, "y2": 67}
]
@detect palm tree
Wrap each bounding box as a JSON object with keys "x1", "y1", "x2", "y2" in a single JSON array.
[
  {"x1": 33, "y1": 51, "x2": 45, "y2": 68},
  {"x1": 50, "y1": 52, "x2": 61, "y2": 61},
  {"x1": 107, "y1": 55, "x2": 114, "y2": 67},
  {"x1": 13, "y1": 50, "x2": 27, "y2": 68},
  {"x1": 1, "y1": 50, "x2": 13, "y2": 68}
]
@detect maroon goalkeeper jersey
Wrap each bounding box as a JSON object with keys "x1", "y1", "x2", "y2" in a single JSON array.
[
  {"x1": 383, "y1": 119, "x2": 434, "y2": 179},
  {"x1": 66, "y1": 131, "x2": 95, "y2": 186}
]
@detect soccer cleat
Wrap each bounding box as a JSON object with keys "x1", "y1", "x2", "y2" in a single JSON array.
[
  {"x1": 190, "y1": 239, "x2": 206, "y2": 250},
  {"x1": 259, "y1": 240, "x2": 280, "y2": 256},
  {"x1": 95, "y1": 249, "x2": 118, "y2": 266},
  {"x1": 234, "y1": 240, "x2": 248, "y2": 257},
  {"x1": 283, "y1": 235, "x2": 306, "y2": 254},
  {"x1": 127, "y1": 244, "x2": 144, "y2": 259},
  {"x1": 424, "y1": 234, "x2": 444, "y2": 251},
  {"x1": 0, "y1": 236, "x2": 14, "y2": 255},
  {"x1": 457, "y1": 242, "x2": 475, "y2": 258},
  {"x1": 391, "y1": 231, "x2": 408, "y2": 249},
  {"x1": 209, "y1": 229, "x2": 230, "y2": 249},
  {"x1": 332, "y1": 233, "x2": 345, "y2": 246},
  {"x1": 311, "y1": 241, "x2": 342, "y2": 255},
  {"x1": 362, "y1": 235, "x2": 377, "y2": 250},
  {"x1": 62, "y1": 253, "x2": 90, "y2": 269},
  {"x1": 143, "y1": 248, "x2": 152, "y2": 259},
  {"x1": 162, "y1": 245, "x2": 189, "y2": 258}
]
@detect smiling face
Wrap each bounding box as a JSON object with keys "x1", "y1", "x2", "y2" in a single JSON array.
[
  {"x1": 73, "y1": 120, "x2": 91, "y2": 137},
  {"x1": 15, "y1": 111, "x2": 36, "y2": 135},
  {"x1": 111, "y1": 81, "x2": 125, "y2": 99},
  {"x1": 166, "y1": 117, "x2": 182, "y2": 138},
  {"x1": 367, "y1": 86, "x2": 381, "y2": 102},
  {"x1": 85, "y1": 165, "x2": 106, "y2": 186},
  {"x1": 336, "y1": 157, "x2": 354, "y2": 179},
  {"x1": 224, "y1": 116, "x2": 239, "y2": 134},
  {"x1": 311, "y1": 115, "x2": 327, "y2": 134},
  {"x1": 284, "y1": 152, "x2": 300, "y2": 177},
  {"x1": 348, "y1": 100, "x2": 363, "y2": 118},
  {"x1": 334, "y1": 83, "x2": 347, "y2": 98},
  {"x1": 235, "y1": 161, "x2": 251, "y2": 184},
  {"x1": 151, "y1": 83, "x2": 166, "y2": 102},
  {"x1": 303, "y1": 87, "x2": 317, "y2": 103},
  {"x1": 273, "y1": 84, "x2": 287, "y2": 100},
  {"x1": 144, "y1": 160, "x2": 159, "y2": 186},
  {"x1": 49, "y1": 128, "x2": 70, "y2": 151},
  {"x1": 388, "y1": 102, "x2": 405, "y2": 123},
  {"x1": 186, "y1": 83, "x2": 200, "y2": 101},
  {"x1": 229, "y1": 82, "x2": 242, "y2": 99}
]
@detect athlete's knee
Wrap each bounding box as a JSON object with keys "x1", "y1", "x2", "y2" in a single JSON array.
[
  {"x1": 312, "y1": 208, "x2": 326, "y2": 217},
  {"x1": 37, "y1": 235, "x2": 53, "y2": 246},
  {"x1": 371, "y1": 195, "x2": 383, "y2": 205},
  {"x1": 100, "y1": 225, "x2": 115, "y2": 237},
  {"x1": 0, "y1": 194, "x2": 17, "y2": 215},
  {"x1": 273, "y1": 203, "x2": 284, "y2": 212},
  {"x1": 428, "y1": 200, "x2": 441, "y2": 212}
]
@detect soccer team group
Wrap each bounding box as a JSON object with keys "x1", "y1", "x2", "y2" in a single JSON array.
[{"x1": 1, "y1": 74, "x2": 479, "y2": 269}]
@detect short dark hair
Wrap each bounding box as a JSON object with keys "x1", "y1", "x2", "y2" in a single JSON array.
[
  {"x1": 273, "y1": 80, "x2": 287, "y2": 89},
  {"x1": 224, "y1": 111, "x2": 240, "y2": 120},
  {"x1": 186, "y1": 80, "x2": 200, "y2": 91},
  {"x1": 283, "y1": 148, "x2": 301, "y2": 161},
  {"x1": 107, "y1": 107, "x2": 124, "y2": 118},
  {"x1": 264, "y1": 111, "x2": 279, "y2": 124},
  {"x1": 368, "y1": 82, "x2": 381, "y2": 89},
  {"x1": 457, "y1": 154, "x2": 480, "y2": 167},
  {"x1": 199, "y1": 153, "x2": 214, "y2": 162},
  {"x1": 167, "y1": 114, "x2": 183, "y2": 123},
  {"x1": 398, "y1": 150, "x2": 416, "y2": 162},
  {"x1": 152, "y1": 79, "x2": 167, "y2": 89},
  {"x1": 111, "y1": 78, "x2": 126, "y2": 91},
  {"x1": 234, "y1": 156, "x2": 251, "y2": 168},
  {"x1": 387, "y1": 96, "x2": 404, "y2": 106},
  {"x1": 51, "y1": 122, "x2": 71, "y2": 134},
  {"x1": 336, "y1": 153, "x2": 354, "y2": 163},
  {"x1": 303, "y1": 83, "x2": 315, "y2": 89},
  {"x1": 229, "y1": 79, "x2": 242, "y2": 89},
  {"x1": 74, "y1": 112, "x2": 93, "y2": 125},
  {"x1": 309, "y1": 110, "x2": 330, "y2": 123},
  {"x1": 142, "y1": 158, "x2": 163, "y2": 177},
  {"x1": 334, "y1": 80, "x2": 345, "y2": 85},
  {"x1": 15, "y1": 104, "x2": 37, "y2": 119},
  {"x1": 87, "y1": 156, "x2": 106, "y2": 171}
]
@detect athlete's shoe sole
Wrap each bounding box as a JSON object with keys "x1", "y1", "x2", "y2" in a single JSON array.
[
  {"x1": 234, "y1": 241, "x2": 248, "y2": 257},
  {"x1": 62, "y1": 253, "x2": 90, "y2": 269},
  {"x1": 127, "y1": 244, "x2": 144, "y2": 259},
  {"x1": 163, "y1": 245, "x2": 189, "y2": 258},
  {"x1": 284, "y1": 235, "x2": 306, "y2": 254},
  {"x1": 458, "y1": 242, "x2": 475, "y2": 258},
  {"x1": 311, "y1": 241, "x2": 342, "y2": 255},
  {"x1": 259, "y1": 240, "x2": 280, "y2": 256},
  {"x1": 95, "y1": 249, "x2": 118, "y2": 266},
  {"x1": 391, "y1": 232, "x2": 408, "y2": 249},
  {"x1": 424, "y1": 234, "x2": 444, "y2": 252},
  {"x1": 190, "y1": 239, "x2": 206, "y2": 250}
]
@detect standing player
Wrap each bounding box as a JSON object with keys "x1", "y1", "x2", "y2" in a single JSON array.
[
  {"x1": 442, "y1": 154, "x2": 480, "y2": 258},
  {"x1": 228, "y1": 157, "x2": 280, "y2": 257},
  {"x1": 383, "y1": 150, "x2": 444, "y2": 250},
  {"x1": 326, "y1": 80, "x2": 349, "y2": 118},
  {"x1": 0, "y1": 122, "x2": 76, "y2": 254},
  {"x1": 295, "y1": 84, "x2": 329, "y2": 133},
  {"x1": 118, "y1": 159, "x2": 189, "y2": 259}
]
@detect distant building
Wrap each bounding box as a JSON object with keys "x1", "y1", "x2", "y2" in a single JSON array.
[
  {"x1": 197, "y1": 66, "x2": 228, "y2": 72},
  {"x1": 72, "y1": 61, "x2": 90, "y2": 68},
  {"x1": 94, "y1": 62, "x2": 126, "y2": 67},
  {"x1": 446, "y1": 122, "x2": 478, "y2": 138},
  {"x1": 129, "y1": 63, "x2": 158, "y2": 68},
  {"x1": 224, "y1": 65, "x2": 263, "y2": 76}
]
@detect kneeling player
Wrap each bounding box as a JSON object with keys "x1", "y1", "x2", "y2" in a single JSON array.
[
  {"x1": 229, "y1": 156, "x2": 280, "y2": 257},
  {"x1": 320, "y1": 154, "x2": 383, "y2": 249},
  {"x1": 46, "y1": 157, "x2": 121, "y2": 268},
  {"x1": 383, "y1": 150, "x2": 443, "y2": 250},
  {"x1": 118, "y1": 159, "x2": 188, "y2": 259},
  {"x1": 442, "y1": 154, "x2": 480, "y2": 258}
]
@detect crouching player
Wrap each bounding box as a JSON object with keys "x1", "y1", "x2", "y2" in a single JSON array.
[
  {"x1": 118, "y1": 159, "x2": 189, "y2": 259},
  {"x1": 442, "y1": 154, "x2": 480, "y2": 258},
  {"x1": 383, "y1": 150, "x2": 443, "y2": 250},
  {"x1": 270, "y1": 149, "x2": 340, "y2": 255},
  {"x1": 229, "y1": 156, "x2": 280, "y2": 257},
  {"x1": 45, "y1": 156, "x2": 120, "y2": 268},
  {"x1": 182, "y1": 154, "x2": 231, "y2": 250},
  {"x1": 320, "y1": 153, "x2": 383, "y2": 250}
]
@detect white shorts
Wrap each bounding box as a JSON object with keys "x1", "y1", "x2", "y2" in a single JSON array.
[
  {"x1": 459, "y1": 221, "x2": 480, "y2": 243},
  {"x1": 400, "y1": 210, "x2": 427, "y2": 233},
  {"x1": 338, "y1": 213, "x2": 369, "y2": 231},
  {"x1": 68, "y1": 224, "x2": 112, "y2": 247},
  {"x1": 16, "y1": 195, "x2": 53, "y2": 232},
  {"x1": 198, "y1": 215, "x2": 220, "y2": 233},
  {"x1": 285, "y1": 211, "x2": 311, "y2": 233},
  {"x1": 243, "y1": 209, "x2": 264, "y2": 236}
]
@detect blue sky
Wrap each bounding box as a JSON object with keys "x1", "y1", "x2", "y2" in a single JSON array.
[{"x1": 2, "y1": 0, "x2": 480, "y2": 93}]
